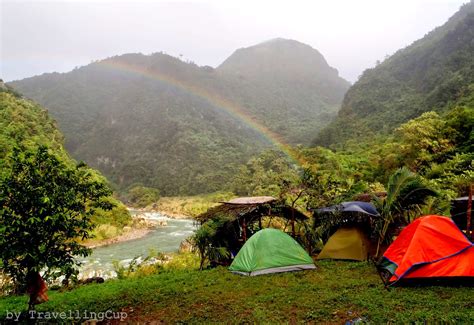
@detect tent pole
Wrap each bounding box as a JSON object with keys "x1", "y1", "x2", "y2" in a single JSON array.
[{"x1": 467, "y1": 184, "x2": 473, "y2": 240}]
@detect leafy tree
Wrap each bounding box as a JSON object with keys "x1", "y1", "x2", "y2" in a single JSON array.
[
  {"x1": 395, "y1": 112, "x2": 455, "y2": 171},
  {"x1": 301, "y1": 147, "x2": 371, "y2": 209},
  {"x1": 0, "y1": 146, "x2": 113, "y2": 295},
  {"x1": 445, "y1": 106, "x2": 474, "y2": 153},
  {"x1": 231, "y1": 150, "x2": 300, "y2": 197}
]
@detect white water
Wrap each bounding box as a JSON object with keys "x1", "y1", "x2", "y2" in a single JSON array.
[{"x1": 78, "y1": 212, "x2": 196, "y2": 279}]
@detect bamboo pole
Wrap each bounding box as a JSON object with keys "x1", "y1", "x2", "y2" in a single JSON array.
[
  {"x1": 242, "y1": 218, "x2": 247, "y2": 242},
  {"x1": 291, "y1": 208, "x2": 295, "y2": 237}
]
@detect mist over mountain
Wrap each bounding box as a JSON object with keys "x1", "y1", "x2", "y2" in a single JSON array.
[
  {"x1": 10, "y1": 39, "x2": 350, "y2": 195},
  {"x1": 314, "y1": 1, "x2": 474, "y2": 147},
  {"x1": 217, "y1": 39, "x2": 350, "y2": 144}
]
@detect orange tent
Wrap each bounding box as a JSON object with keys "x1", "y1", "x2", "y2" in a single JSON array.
[{"x1": 378, "y1": 215, "x2": 474, "y2": 286}]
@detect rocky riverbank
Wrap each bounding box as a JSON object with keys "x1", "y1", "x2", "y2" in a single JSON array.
[{"x1": 129, "y1": 206, "x2": 193, "y2": 220}]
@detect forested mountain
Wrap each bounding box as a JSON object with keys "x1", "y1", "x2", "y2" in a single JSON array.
[
  {"x1": 0, "y1": 84, "x2": 67, "y2": 171},
  {"x1": 0, "y1": 84, "x2": 130, "y2": 228},
  {"x1": 217, "y1": 39, "x2": 350, "y2": 143},
  {"x1": 10, "y1": 39, "x2": 349, "y2": 195},
  {"x1": 314, "y1": 1, "x2": 474, "y2": 147}
]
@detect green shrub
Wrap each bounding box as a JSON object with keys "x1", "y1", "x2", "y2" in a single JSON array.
[
  {"x1": 94, "y1": 224, "x2": 120, "y2": 240},
  {"x1": 126, "y1": 186, "x2": 160, "y2": 208}
]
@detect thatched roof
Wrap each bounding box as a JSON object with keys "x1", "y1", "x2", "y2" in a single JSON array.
[
  {"x1": 221, "y1": 196, "x2": 277, "y2": 205},
  {"x1": 196, "y1": 198, "x2": 307, "y2": 223}
]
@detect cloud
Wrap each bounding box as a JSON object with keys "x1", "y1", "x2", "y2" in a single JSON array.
[{"x1": 0, "y1": 0, "x2": 467, "y2": 82}]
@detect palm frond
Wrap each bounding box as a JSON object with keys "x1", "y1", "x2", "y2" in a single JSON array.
[
  {"x1": 385, "y1": 167, "x2": 415, "y2": 208},
  {"x1": 384, "y1": 167, "x2": 437, "y2": 213},
  {"x1": 373, "y1": 167, "x2": 437, "y2": 257},
  {"x1": 397, "y1": 187, "x2": 438, "y2": 210}
]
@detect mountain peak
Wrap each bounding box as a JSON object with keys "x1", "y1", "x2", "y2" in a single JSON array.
[
  {"x1": 217, "y1": 39, "x2": 348, "y2": 88},
  {"x1": 219, "y1": 39, "x2": 326, "y2": 69},
  {"x1": 256, "y1": 37, "x2": 308, "y2": 46}
]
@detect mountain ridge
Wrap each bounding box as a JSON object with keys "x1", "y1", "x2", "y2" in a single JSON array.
[{"x1": 10, "y1": 39, "x2": 350, "y2": 195}]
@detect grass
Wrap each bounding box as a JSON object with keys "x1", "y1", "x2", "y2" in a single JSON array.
[{"x1": 1, "y1": 260, "x2": 472, "y2": 323}]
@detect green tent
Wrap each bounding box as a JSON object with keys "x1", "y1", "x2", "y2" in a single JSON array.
[{"x1": 229, "y1": 228, "x2": 316, "y2": 276}]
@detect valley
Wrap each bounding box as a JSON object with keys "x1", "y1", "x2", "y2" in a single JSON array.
[{"x1": 1, "y1": 1, "x2": 473, "y2": 323}]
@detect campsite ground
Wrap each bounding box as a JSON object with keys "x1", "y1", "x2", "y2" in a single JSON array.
[{"x1": 0, "y1": 260, "x2": 472, "y2": 323}]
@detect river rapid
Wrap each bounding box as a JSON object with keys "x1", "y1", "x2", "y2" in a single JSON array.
[{"x1": 78, "y1": 211, "x2": 196, "y2": 279}]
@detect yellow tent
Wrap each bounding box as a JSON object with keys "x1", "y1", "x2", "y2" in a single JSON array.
[{"x1": 317, "y1": 227, "x2": 370, "y2": 261}]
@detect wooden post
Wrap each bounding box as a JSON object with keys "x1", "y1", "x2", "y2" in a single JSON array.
[
  {"x1": 465, "y1": 185, "x2": 472, "y2": 238},
  {"x1": 267, "y1": 206, "x2": 272, "y2": 228},
  {"x1": 242, "y1": 218, "x2": 247, "y2": 242},
  {"x1": 291, "y1": 208, "x2": 295, "y2": 237}
]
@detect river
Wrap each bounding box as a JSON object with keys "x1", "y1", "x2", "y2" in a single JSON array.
[{"x1": 79, "y1": 212, "x2": 196, "y2": 279}]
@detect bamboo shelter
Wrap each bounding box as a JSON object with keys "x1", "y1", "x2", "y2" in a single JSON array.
[{"x1": 194, "y1": 196, "x2": 309, "y2": 267}]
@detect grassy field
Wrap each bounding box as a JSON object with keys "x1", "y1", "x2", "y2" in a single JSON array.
[{"x1": 1, "y1": 260, "x2": 472, "y2": 323}]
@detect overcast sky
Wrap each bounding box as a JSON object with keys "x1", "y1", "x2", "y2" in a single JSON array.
[{"x1": 0, "y1": 0, "x2": 468, "y2": 82}]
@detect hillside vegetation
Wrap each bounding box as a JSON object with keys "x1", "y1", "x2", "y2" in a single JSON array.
[
  {"x1": 0, "y1": 86, "x2": 130, "y2": 235},
  {"x1": 0, "y1": 86, "x2": 67, "y2": 173},
  {"x1": 217, "y1": 39, "x2": 350, "y2": 143},
  {"x1": 314, "y1": 1, "x2": 474, "y2": 147},
  {"x1": 10, "y1": 39, "x2": 349, "y2": 195}
]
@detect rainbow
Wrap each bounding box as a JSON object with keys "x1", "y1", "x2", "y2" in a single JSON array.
[{"x1": 98, "y1": 57, "x2": 307, "y2": 166}]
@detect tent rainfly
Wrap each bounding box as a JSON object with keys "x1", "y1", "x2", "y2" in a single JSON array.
[
  {"x1": 378, "y1": 215, "x2": 474, "y2": 286},
  {"x1": 316, "y1": 201, "x2": 379, "y2": 216},
  {"x1": 229, "y1": 228, "x2": 316, "y2": 276}
]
